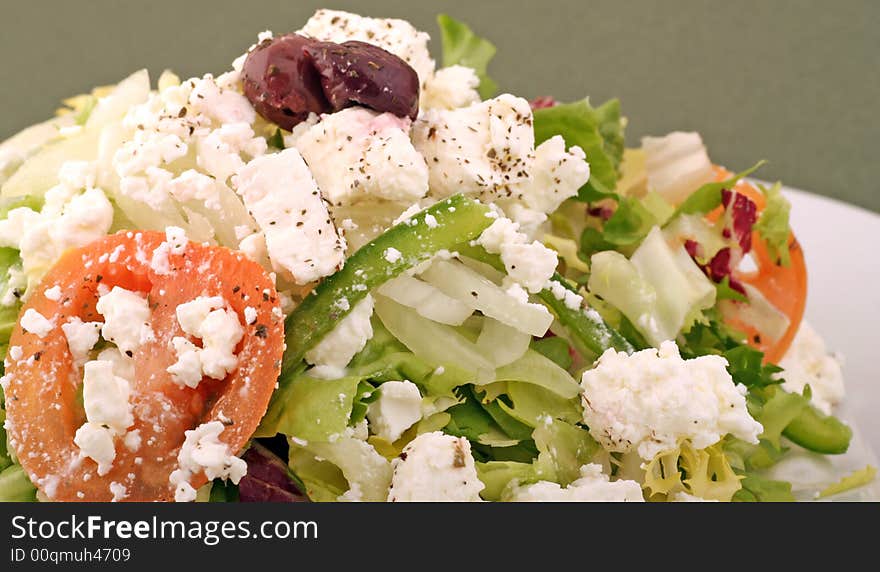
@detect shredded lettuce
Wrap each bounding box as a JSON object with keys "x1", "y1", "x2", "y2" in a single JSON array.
[
  {"x1": 436, "y1": 14, "x2": 498, "y2": 98},
  {"x1": 589, "y1": 226, "x2": 716, "y2": 346},
  {"x1": 0, "y1": 465, "x2": 36, "y2": 502},
  {"x1": 732, "y1": 473, "x2": 795, "y2": 502},
  {"x1": 753, "y1": 182, "x2": 792, "y2": 266}
]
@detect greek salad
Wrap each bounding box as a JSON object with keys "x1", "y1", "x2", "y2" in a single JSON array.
[{"x1": 0, "y1": 9, "x2": 874, "y2": 502}]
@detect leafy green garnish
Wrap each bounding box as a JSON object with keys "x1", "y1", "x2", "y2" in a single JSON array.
[
  {"x1": 673, "y1": 161, "x2": 766, "y2": 217},
  {"x1": 732, "y1": 474, "x2": 795, "y2": 502},
  {"x1": 753, "y1": 182, "x2": 792, "y2": 266},
  {"x1": 715, "y1": 276, "x2": 748, "y2": 303},
  {"x1": 530, "y1": 337, "x2": 573, "y2": 370},
  {"x1": 437, "y1": 14, "x2": 498, "y2": 98},
  {"x1": 267, "y1": 128, "x2": 285, "y2": 150}
]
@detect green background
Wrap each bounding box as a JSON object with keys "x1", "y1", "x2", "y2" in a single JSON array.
[{"x1": 2, "y1": 0, "x2": 877, "y2": 212}]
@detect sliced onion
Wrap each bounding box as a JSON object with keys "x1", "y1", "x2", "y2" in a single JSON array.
[
  {"x1": 374, "y1": 295, "x2": 494, "y2": 380},
  {"x1": 476, "y1": 318, "x2": 531, "y2": 367},
  {"x1": 378, "y1": 274, "x2": 473, "y2": 325},
  {"x1": 419, "y1": 259, "x2": 553, "y2": 337}
]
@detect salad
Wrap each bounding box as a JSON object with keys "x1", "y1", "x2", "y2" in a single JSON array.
[{"x1": 0, "y1": 9, "x2": 874, "y2": 503}]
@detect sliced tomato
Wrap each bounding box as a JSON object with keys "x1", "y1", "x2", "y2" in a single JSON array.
[
  {"x1": 708, "y1": 167, "x2": 807, "y2": 363},
  {"x1": 4, "y1": 231, "x2": 284, "y2": 501}
]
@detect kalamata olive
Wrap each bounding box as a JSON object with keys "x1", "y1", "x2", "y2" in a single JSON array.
[
  {"x1": 304, "y1": 40, "x2": 420, "y2": 121},
  {"x1": 241, "y1": 34, "x2": 331, "y2": 130}
]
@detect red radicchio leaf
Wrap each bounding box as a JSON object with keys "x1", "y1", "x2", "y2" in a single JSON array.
[
  {"x1": 238, "y1": 442, "x2": 309, "y2": 503},
  {"x1": 587, "y1": 204, "x2": 614, "y2": 221},
  {"x1": 705, "y1": 247, "x2": 747, "y2": 295},
  {"x1": 530, "y1": 95, "x2": 558, "y2": 110},
  {"x1": 721, "y1": 189, "x2": 758, "y2": 253}
]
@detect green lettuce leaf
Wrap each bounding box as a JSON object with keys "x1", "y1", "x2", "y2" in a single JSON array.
[
  {"x1": 673, "y1": 161, "x2": 766, "y2": 217},
  {"x1": 754, "y1": 182, "x2": 792, "y2": 266},
  {"x1": 817, "y1": 465, "x2": 876, "y2": 499},
  {"x1": 533, "y1": 419, "x2": 600, "y2": 486},
  {"x1": 437, "y1": 14, "x2": 498, "y2": 98},
  {"x1": 530, "y1": 337, "x2": 572, "y2": 370},
  {"x1": 732, "y1": 474, "x2": 795, "y2": 502}
]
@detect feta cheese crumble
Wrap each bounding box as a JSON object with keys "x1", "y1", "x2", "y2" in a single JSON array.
[
  {"x1": 61, "y1": 318, "x2": 103, "y2": 364},
  {"x1": 421, "y1": 65, "x2": 481, "y2": 110},
  {"x1": 169, "y1": 421, "x2": 247, "y2": 502},
  {"x1": 235, "y1": 148, "x2": 345, "y2": 285},
  {"x1": 477, "y1": 216, "x2": 558, "y2": 293},
  {"x1": 413, "y1": 94, "x2": 535, "y2": 200},
  {"x1": 20, "y1": 309, "x2": 55, "y2": 338},
  {"x1": 295, "y1": 107, "x2": 429, "y2": 207},
  {"x1": 305, "y1": 295, "x2": 375, "y2": 370},
  {"x1": 580, "y1": 341, "x2": 763, "y2": 460},
  {"x1": 167, "y1": 296, "x2": 244, "y2": 387},
  {"x1": 387, "y1": 431, "x2": 484, "y2": 502},
  {"x1": 507, "y1": 464, "x2": 644, "y2": 502},
  {"x1": 96, "y1": 286, "x2": 154, "y2": 355},
  {"x1": 367, "y1": 381, "x2": 423, "y2": 442}
]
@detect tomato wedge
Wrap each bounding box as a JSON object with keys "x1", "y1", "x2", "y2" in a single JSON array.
[
  {"x1": 3, "y1": 231, "x2": 284, "y2": 501},
  {"x1": 709, "y1": 167, "x2": 807, "y2": 363}
]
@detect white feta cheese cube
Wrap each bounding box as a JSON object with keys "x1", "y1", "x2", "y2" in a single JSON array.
[
  {"x1": 412, "y1": 94, "x2": 535, "y2": 200},
  {"x1": 235, "y1": 148, "x2": 345, "y2": 285},
  {"x1": 477, "y1": 216, "x2": 558, "y2": 293},
  {"x1": 61, "y1": 317, "x2": 102, "y2": 364},
  {"x1": 367, "y1": 381, "x2": 423, "y2": 442},
  {"x1": 516, "y1": 135, "x2": 590, "y2": 213},
  {"x1": 296, "y1": 108, "x2": 429, "y2": 207},
  {"x1": 387, "y1": 431, "x2": 484, "y2": 502},
  {"x1": 74, "y1": 422, "x2": 116, "y2": 476},
  {"x1": 421, "y1": 65, "x2": 481, "y2": 110},
  {"x1": 96, "y1": 286, "x2": 154, "y2": 355},
  {"x1": 82, "y1": 359, "x2": 134, "y2": 435},
  {"x1": 580, "y1": 341, "x2": 763, "y2": 460},
  {"x1": 20, "y1": 309, "x2": 55, "y2": 338},
  {"x1": 170, "y1": 421, "x2": 247, "y2": 502}
]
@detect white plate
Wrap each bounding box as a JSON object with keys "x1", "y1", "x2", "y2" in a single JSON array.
[{"x1": 771, "y1": 188, "x2": 879, "y2": 500}]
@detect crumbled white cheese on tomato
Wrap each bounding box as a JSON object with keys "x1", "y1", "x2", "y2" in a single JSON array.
[
  {"x1": 580, "y1": 341, "x2": 763, "y2": 460},
  {"x1": 167, "y1": 296, "x2": 244, "y2": 386},
  {"x1": 169, "y1": 421, "x2": 247, "y2": 502},
  {"x1": 776, "y1": 321, "x2": 845, "y2": 414},
  {"x1": 234, "y1": 148, "x2": 345, "y2": 285},
  {"x1": 305, "y1": 294, "x2": 374, "y2": 370},
  {"x1": 367, "y1": 381, "x2": 423, "y2": 442},
  {"x1": 387, "y1": 431, "x2": 484, "y2": 502},
  {"x1": 61, "y1": 317, "x2": 102, "y2": 363},
  {"x1": 73, "y1": 423, "x2": 116, "y2": 477},
  {"x1": 20, "y1": 309, "x2": 55, "y2": 338},
  {"x1": 150, "y1": 226, "x2": 188, "y2": 275},
  {"x1": 506, "y1": 464, "x2": 644, "y2": 502},
  {"x1": 82, "y1": 359, "x2": 134, "y2": 435},
  {"x1": 295, "y1": 107, "x2": 429, "y2": 208},
  {"x1": 96, "y1": 286, "x2": 154, "y2": 355}
]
